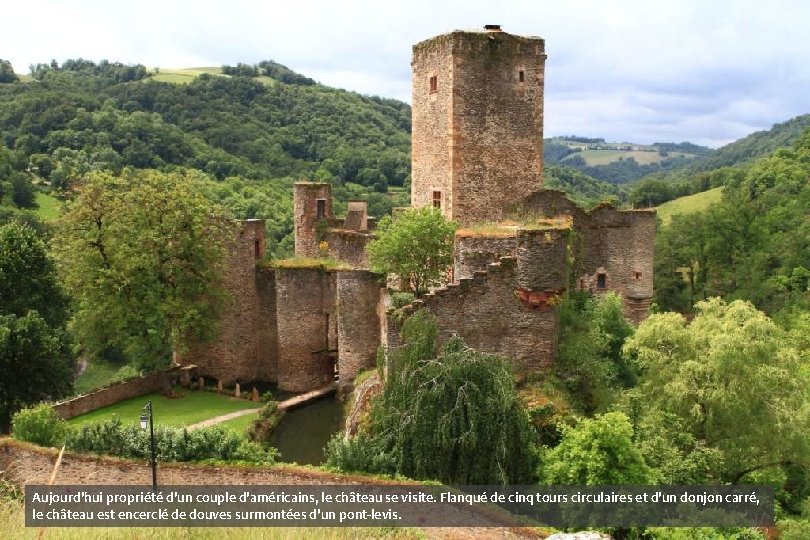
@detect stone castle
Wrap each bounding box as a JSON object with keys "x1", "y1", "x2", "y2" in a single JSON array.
[{"x1": 179, "y1": 26, "x2": 655, "y2": 394}]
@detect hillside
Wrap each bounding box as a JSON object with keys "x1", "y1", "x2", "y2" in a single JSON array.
[
  {"x1": 544, "y1": 137, "x2": 710, "y2": 184},
  {"x1": 655, "y1": 187, "x2": 723, "y2": 225},
  {"x1": 0, "y1": 59, "x2": 412, "y2": 253}
]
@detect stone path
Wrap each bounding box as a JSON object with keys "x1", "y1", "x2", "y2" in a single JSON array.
[
  {"x1": 186, "y1": 407, "x2": 261, "y2": 430},
  {"x1": 186, "y1": 382, "x2": 339, "y2": 430}
]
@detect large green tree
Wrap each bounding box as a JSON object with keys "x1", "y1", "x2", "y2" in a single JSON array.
[
  {"x1": 55, "y1": 170, "x2": 235, "y2": 368},
  {"x1": 367, "y1": 206, "x2": 457, "y2": 295},
  {"x1": 0, "y1": 222, "x2": 72, "y2": 430},
  {"x1": 623, "y1": 298, "x2": 810, "y2": 484}
]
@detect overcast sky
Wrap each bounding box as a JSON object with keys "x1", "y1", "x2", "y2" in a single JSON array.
[{"x1": 3, "y1": 0, "x2": 808, "y2": 147}]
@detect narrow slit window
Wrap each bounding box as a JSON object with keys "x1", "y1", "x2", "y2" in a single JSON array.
[
  {"x1": 316, "y1": 199, "x2": 326, "y2": 219},
  {"x1": 429, "y1": 75, "x2": 438, "y2": 93},
  {"x1": 597, "y1": 273, "x2": 607, "y2": 289},
  {"x1": 519, "y1": 70, "x2": 525, "y2": 82},
  {"x1": 254, "y1": 239, "x2": 261, "y2": 260},
  {"x1": 432, "y1": 190, "x2": 442, "y2": 209},
  {"x1": 634, "y1": 271, "x2": 642, "y2": 280}
]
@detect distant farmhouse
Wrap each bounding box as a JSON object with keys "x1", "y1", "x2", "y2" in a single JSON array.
[{"x1": 179, "y1": 25, "x2": 655, "y2": 394}]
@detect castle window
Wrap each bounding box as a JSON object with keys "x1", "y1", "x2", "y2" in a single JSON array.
[
  {"x1": 429, "y1": 75, "x2": 437, "y2": 93},
  {"x1": 316, "y1": 199, "x2": 326, "y2": 219},
  {"x1": 596, "y1": 272, "x2": 607, "y2": 289},
  {"x1": 254, "y1": 239, "x2": 261, "y2": 260},
  {"x1": 519, "y1": 70, "x2": 525, "y2": 82},
  {"x1": 634, "y1": 271, "x2": 642, "y2": 280},
  {"x1": 432, "y1": 190, "x2": 442, "y2": 209}
]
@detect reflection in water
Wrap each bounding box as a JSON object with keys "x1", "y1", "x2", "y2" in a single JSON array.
[{"x1": 269, "y1": 397, "x2": 343, "y2": 465}]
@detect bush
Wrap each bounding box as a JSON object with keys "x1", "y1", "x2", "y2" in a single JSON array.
[
  {"x1": 65, "y1": 417, "x2": 277, "y2": 465},
  {"x1": 11, "y1": 404, "x2": 67, "y2": 447}
]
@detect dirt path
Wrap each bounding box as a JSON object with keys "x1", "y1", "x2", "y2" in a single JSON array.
[{"x1": 186, "y1": 407, "x2": 261, "y2": 429}]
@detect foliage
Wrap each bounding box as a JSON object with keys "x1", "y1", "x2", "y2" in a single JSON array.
[
  {"x1": 367, "y1": 207, "x2": 457, "y2": 295},
  {"x1": 247, "y1": 401, "x2": 285, "y2": 444},
  {"x1": 55, "y1": 170, "x2": 234, "y2": 368},
  {"x1": 65, "y1": 417, "x2": 277, "y2": 464},
  {"x1": 327, "y1": 311, "x2": 537, "y2": 484},
  {"x1": 543, "y1": 165, "x2": 622, "y2": 207},
  {"x1": 540, "y1": 412, "x2": 654, "y2": 484},
  {"x1": 0, "y1": 60, "x2": 18, "y2": 84},
  {"x1": 390, "y1": 291, "x2": 415, "y2": 309},
  {"x1": 654, "y1": 131, "x2": 810, "y2": 314},
  {"x1": 0, "y1": 222, "x2": 72, "y2": 430},
  {"x1": 554, "y1": 291, "x2": 635, "y2": 414},
  {"x1": 11, "y1": 404, "x2": 67, "y2": 447},
  {"x1": 623, "y1": 298, "x2": 810, "y2": 484},
  {"x1": 655, "y1": 187, "x2": 723, "y2": 226}
]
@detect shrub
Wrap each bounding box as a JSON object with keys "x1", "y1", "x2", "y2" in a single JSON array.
[
  {"x1": 65, "y1": 417, "x2": 277, "y2": 465},
  {"x1": 11, "y1": 404, "x2": 67, "y2": 447}
]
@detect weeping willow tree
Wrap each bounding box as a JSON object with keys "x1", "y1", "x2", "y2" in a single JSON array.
[{"x1": 327, "y1": 311, "x2": 537, "y2": 484}]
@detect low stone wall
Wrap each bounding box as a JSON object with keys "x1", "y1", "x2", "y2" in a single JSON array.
[{"x1": 51, "y1": 366, "x2": 186, "y2": 420}]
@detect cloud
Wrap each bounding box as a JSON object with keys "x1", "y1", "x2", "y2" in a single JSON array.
[{"x1": 1, "y1": 0, "x2": 808, "y2": 147}]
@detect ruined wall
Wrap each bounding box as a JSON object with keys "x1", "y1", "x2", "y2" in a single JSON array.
[
  {"x1": 454, "y1": 235, "x2": 517, "y2": 280},
  {"x1": 294, "y1": 183, "x2": 332, "y2": 258},
  {"x1": 325, "y1": 229, "x2": 372, "y2": 269},
  {"x1": 578, "y1": 207, "x2": 656, "y2": 323},
  {"x1": 392, "y1": 257, "x2": 558, "y2": 373},
  {"x1": 275, "y1": 268, "x2": 337, "y2": 392},
  {"x1": 256, "y1": 267, "x2": 279, "y2": 382},
  {"x1": 178, "y1": 220, "x2": 269, "y2": 385},
  {"x1": 336, "y1": 271, "x2": 381, "y2": 393}
]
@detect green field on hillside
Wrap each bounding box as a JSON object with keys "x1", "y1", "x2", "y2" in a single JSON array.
[
  {"x1": 562, "y1": 149, "x2": 687, "y2": 166},
  {"x1": 34, "y1": 191, "x2": 60, "y2": 220},
  {"x1": 656, "y1": 187, "x2": 723, "y2": 225},
  {"x1": 67, "y1": 390, "x2": 259, "y2": 428},
  {"x1": 149, "y1": 67, "x2": 276, "y2": 86}
]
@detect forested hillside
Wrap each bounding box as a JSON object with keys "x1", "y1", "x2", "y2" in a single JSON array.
[{"x1": 0, "y1": 59, "x2": 411, "y2": 253}]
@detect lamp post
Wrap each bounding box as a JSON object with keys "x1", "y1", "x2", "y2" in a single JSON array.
[{"x1": 139, "y1": 401, "x2": 157, "y2": 490}]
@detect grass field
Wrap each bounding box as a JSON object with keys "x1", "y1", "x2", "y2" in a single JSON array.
[
  {"x1": 217, "y1": 410, "x2": 260, "y2": 434},
  {"x1": 149, "y1": 67, "x2": 276, "y2": 87},
  {"x1": 656, "y1": 187, "x2": 723, "y2": 226},
  {"x1": 67, "y1": 390, "x2": 260, "y2": 428},
  {"x1": 562, "y1": 149, "x2": 675, "y2": 166},
  {"x1": 34, "y1": 191, "x2": 61, "y2": 220}
]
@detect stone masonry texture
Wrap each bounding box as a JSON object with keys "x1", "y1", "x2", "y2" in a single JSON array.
[
  {"x1": 336, "y1": 271, "x2": 382, "y2": 393},
  {"x1": 411, "y1": 29, "x2": 546, "y2": 225}
]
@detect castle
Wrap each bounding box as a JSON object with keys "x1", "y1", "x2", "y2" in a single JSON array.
[{"x1": 179, "y1": 26, "x2": 655, "y2": 394}]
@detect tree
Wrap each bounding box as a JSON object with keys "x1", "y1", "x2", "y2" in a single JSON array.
[
  {"x1": 327, "y1": 311, "x2": 537, "y2": 484},
  {"x1": 623, "y1": 298, "x2": 810, "y2": 483},
  {"x1": 0, "y1": 59, "x2": 18, "y2": 83},
  {"x1": 366, "y1": 206, "x2": 457, "y2": 295},
  {"x1": 0, "y1": 221, "x2": 72, "y2": 430},
  {"x1": 55, "y1": 170, "x2": 235, "y2": 369},
  {"x1": 540, "y1": 412, "x2": 654, "y2": 485}
]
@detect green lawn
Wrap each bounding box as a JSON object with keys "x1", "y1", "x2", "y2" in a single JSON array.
[
  {"x1": 656, "y1": 187, "x2": 723, "y2": 226},
  {"x1": 34, "y1": 191, "x2": 61, "y2": 220},
  {"x1": 68, "y1": 390, "x2": 260, "y2": 428},
  {"x1": 218, "y1": 410, "x2": 260, "y2": 434}
]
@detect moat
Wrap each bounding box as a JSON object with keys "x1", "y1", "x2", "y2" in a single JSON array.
[{"x1": 270, "y1": 396, "x2": 343, "y2": 465}]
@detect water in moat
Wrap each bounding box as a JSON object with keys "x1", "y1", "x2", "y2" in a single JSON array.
[{"x1": 269, "y1": 396, "x2": 344, "y2": 465}]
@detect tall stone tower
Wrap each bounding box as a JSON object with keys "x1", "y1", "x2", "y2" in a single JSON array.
[{"x1": 411, "y1": 25, "x2": 547, "y2": 226}]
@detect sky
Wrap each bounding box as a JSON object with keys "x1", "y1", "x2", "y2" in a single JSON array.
[{"x1": 3, "y1": 0, "x2": 809, "y2": 147}]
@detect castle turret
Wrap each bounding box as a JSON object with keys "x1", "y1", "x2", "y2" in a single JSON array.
[
  {"x1": 294, "y1": 182, "x2": 332, "y2": 258},
  {"x1": 411, "y1": 25, "x2": 547, "y2": 225}
]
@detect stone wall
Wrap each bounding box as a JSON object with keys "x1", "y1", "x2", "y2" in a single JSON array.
[
  {"x1": 178, "y1": 220, "x2": 271, "y2": 385},
  {"x1": 578, "y1": 207, "x2": 656, "y2": 323},
  {"x1": 336, "y1": 271, "x2": 381, "y2": 393},
  {"x1": 411, "y1": 29, "x2": 546, "y2": 226},
  {"x1": 325, "y1": 229, "x2": 372, "y2": 269},
  {"x1": 256, "y1": 267, "x2": 279, "y2": 382},
  {"x1": 52, "y1": 366, "x2": 186, "y2": 420},
  {"x1": 294, "y1": 183, "x2": 332, "y2": 258},
  {"x1": 275, "y1": 267, "x2": 337, "y2": 392},
  {"x1": 454, "y1": 235, "x2": 517, "y2": 280},
  {"x1": 392, "y1": 257, "x2": 558, "y2": 373}
]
